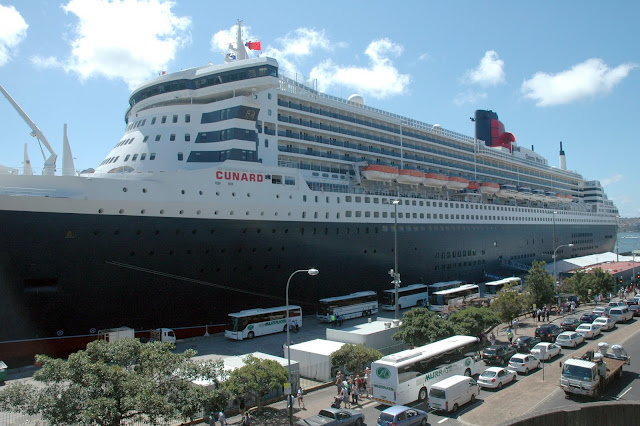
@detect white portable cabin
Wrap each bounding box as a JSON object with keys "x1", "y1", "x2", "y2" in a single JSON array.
[
  {"x1": 287, "y1": 339, "x2": 346, "y2": 381},
  {"x1": 326, "y1": 317, "x2": 407, "y2": 356}
]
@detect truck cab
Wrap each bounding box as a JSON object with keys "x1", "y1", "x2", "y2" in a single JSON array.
[{"x1": 149, "y1": 328, "x2": 176, "y2": 344}]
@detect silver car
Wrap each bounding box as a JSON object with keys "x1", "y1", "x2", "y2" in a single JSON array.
[{"x1": 555, "y1": 331, "x2": 586, "y2": 348}]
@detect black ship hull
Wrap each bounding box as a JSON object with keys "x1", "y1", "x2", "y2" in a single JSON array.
[{"x1": 0, "y1": 209, "x2": 616, "y2": 341}]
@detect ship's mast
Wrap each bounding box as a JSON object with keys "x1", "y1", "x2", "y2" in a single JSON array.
[
  {"x1": 227, "y1": 19, "x2": 249, "y2": 61},
  {"x1": 0, "y1": 83, "x2": 58, "y2": 175}
]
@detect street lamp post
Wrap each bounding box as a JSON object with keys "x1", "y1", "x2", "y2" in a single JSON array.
[
  {"x1": 286, "y1": 268, "x2": 319, "y2": 426},
  {"x1": 553, "y1": 243, "x2": 574, "y2": 284},
  {"x1": 390, "y1": 199, "x2": 401, "y2": 319}
]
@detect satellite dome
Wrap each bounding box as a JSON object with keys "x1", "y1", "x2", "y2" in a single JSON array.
[{"x1": 348, "y1": 94, "x2": 364, "y2": 106}]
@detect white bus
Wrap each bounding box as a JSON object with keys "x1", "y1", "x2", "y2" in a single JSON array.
[
  {"x1": 427, "y1": 280, "x2": 466, "y2": 294},
  {"x1": 224, "y1": 305, "x2": 302, "y2": 340},
  {"x1": 371, "y1": 335, "x2": 483, "y2": 406},
  {"x1": 380, "y1": 284, "x2": 429, "y2": 310},
  {"x1": 483, "y1": 277, "x2": 522, "y2": 299},
  {"x1": 317, "y1": 291, "x2": 378, "y2": 322},
  {"x1": 428, "y1": 284, "x2": 479, "y2": 312}
]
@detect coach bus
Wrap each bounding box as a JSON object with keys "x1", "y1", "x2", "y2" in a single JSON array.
[
  {"x1": 317, "y1": 291, "x2": 378, "y2": 322},
  {"x1": 371, "y1": 335, "x2": 483, "y2": 405},
  {"x1": 380, "y1": 284, "x2": 429, "y2": 310},
  {"x1": 483, "y1": 277, "x2": 522, "y2": 299},
  {"x1": 427, "y1": 280, "x2": 466, "y2": 294},
  {"x1": 428, "y1": 284, "x2": 480, "y2": 312},
  {"x1": 225, "y1": 305, "x2": 302, "y2": 340}
]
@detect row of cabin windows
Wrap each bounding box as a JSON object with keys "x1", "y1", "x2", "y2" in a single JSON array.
[
  {"x1": 100, "y1": 153, "x2": 157, "y2": 165},
  {"x1": 127, "y1": 114, "x2": 191, "y2": 131},
  {"x1": 147, "y1": 134, "x2": 191, "y2": 142},
  {"x1": 100, "y1": 148, "x2": 258, "y2": 166},
  {"x1": 434, "y1": 259, "x2": 486, "y2": 271}
]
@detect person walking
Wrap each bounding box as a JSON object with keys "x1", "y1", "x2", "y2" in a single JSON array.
[
  {"x1": 507, "y1": 329, "x2": 513, "y2": 345},
  {"x1": 512, "y1": 318, "x2": 519, "y2": 335},
  {"x1": 217, "y1": 410, "x2": 227, "y2": 426},
  {"x1": 242, "y1": 412, "x2": 252, "y2": 425},
  {"x1": 352, "y1": 380, "x2": 359, "y2": 405},
  {"x1": 490, "y1": 332, "x2": 496, "y2": 346},
  {"x1": 297, "y1": 385, "x2": 305, "y2": 409},
  {"x1": 209, "y1": 412, "x2": 217, "y2": 426},
  {"x1": 335, "y1": 371, "x2": 343, "y2": 395}
]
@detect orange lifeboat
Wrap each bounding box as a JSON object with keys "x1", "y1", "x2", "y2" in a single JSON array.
[
  {"x1": 479, "y1": 182, "x2": 500, "y2": 194},
  {"x1": 445, "y1": 176, "x2": 469, "y2": 190},
  {"x1": 396, "y1": 169, "x2": 425, "y2": 185},
  {"x1": 360, "y1": 165, "x2": 399, "y2": 182},
  {"x1": 423, "y1": 173, "x2": 448, "y2": 187},
  {"x1": 467, "y1": 181, "x2": 480, "y2": 191}
]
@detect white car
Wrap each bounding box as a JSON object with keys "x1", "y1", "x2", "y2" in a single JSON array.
[
  {"x1": 592, "y1": 306, "x2": 607, "y2": 316},
  {"x1": 555, "y1": 331, "x2": 586, "y2": 348},
  {"x1": 477, "y1": 367, "x2": 517, "y2": 390},
  {"x1": 530, "y1": 342, "x2": 562, "y2": 361},
  {"x1": 508, "y1": 354, "x2": 541, "y2": 375},
  {"x1": 576, "y1": 323, "x2": 602, "y2": 339},
  {"x1": 593, "y1": 316, "x2": 616, "y2": 331}
]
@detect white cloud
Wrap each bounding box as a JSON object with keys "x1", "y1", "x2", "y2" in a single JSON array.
[
  {"x1": 264, "y1": 28, "x2": 332, "y2": 76},
  {"x1": 463, "y1": 50, "x2": 505, "y2": 86},
  {"x1": 521, "y1": 58, "x2": 637, "y2": 107},
  {"x1": 0, "y1": 4, "x2": 28, "y2": 66},
  {"x1": 34, "y1": 0, "x2": 191, "y2": 89},
  {"x1": 309, "y1": 38, "x2": 410, "y2": 99},
  {"x1": 600, "y1": 173, "x2": 623, "y2": 187},
  {"x1": 453, "y1": 90, "x2": 487, "y2": 106},
  {"x1": 211, "y1": 22, "x2": 261, "y2": 59}
]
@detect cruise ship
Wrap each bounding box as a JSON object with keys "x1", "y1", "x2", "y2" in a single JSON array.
[{"x1": 0, "y1": 22, "x2": 617, "y2": 345}]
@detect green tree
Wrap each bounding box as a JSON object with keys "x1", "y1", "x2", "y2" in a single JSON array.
[
  {"x1": 491, "y1": 287, "x2": 528, "y2": 324},
  {"x1": 221, "y1": 355, "x2": 288, "y2": 413},
  {"x1": 560, "y1": 270, "x2": 590, "y2": 302},
  {"x1": 392, "y1": 308, "x2": 462, "y2": 347},
  {"x1": 448, "y1": 306, "x2": 500, "y2": 336},
  {"x1": 0, "y1": 338, "x2": 227, "y2": 426},
  {"x1": 524, "y1": 260, "x2": 556, "y2": 308},
  {"x1": 329, "y1": 344, "x2": 382, "y2": 375},
  {"x1": 583, "y1": 267, "x2": 615, "y2": 299}
]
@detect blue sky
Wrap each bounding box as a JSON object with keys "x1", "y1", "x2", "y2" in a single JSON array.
[{"x1": 0, "y1": 1, "x2": 638, "y2": 216}]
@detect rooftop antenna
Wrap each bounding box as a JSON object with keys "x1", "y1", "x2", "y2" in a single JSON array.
[
  {"x1": 0, "y1": 83, "x2": 58, "y2": 175},
  {"x1": 225, "y1": 20, "x2": 249, "y2": 62}
]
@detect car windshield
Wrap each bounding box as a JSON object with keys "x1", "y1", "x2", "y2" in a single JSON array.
[
  {"x1": 557, "y1": 335, "x2": 568, "y2": 340},
  {"x1": 562, "y1": 364, "x2": 592, "y2": 381},
  {"x1": 378, "y1": 413, "x2": 394, "y2": 421},
  {"x1": 514, "y1": 337, "x2": 529, "y2": 344},
  {"x1": 480, "y1": 370, "x2": 497, "y2": 378},
  {"x1": 577, "y1": 325, "x2": 589, "y2": 330},
  {"x1": 532, "y1": 344, "x2": 545, "y2": 350},
  {"x1": 484, "y1": 348, "x2": 497, "y2": 354},
  {"x1": 318, "y1": 410, "x2": 335, "y2": 419},
  {"x1": 510, "y1": 356, "x2": 525, "y2": 362}
]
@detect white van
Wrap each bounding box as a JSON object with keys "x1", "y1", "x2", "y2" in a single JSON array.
[
  {"x1": 609, "y1": 307, "x2": 633, "y2": 323},
  {"x1": 428, "y1": 375, "x2": 480, "y2": 413}
]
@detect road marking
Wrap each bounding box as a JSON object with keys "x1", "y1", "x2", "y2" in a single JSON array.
[
  {"x1": 615, "y1": 386, "x2": 632, "y2": 400},
  {"x1": 438, "y1": 417, "x2": 448, "y2": 424}
]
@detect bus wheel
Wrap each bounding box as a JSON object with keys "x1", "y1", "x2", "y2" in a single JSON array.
[
  {"x1": 362, "y1": 311, "x2": 367, "y2": 317},
  {"x1": 464, "y1": 369, "x2": 471, "y2": 377},
  {"x1": 418, "y1": 387, "x2": 427, "y2": 402},
  {"x1": 283, "y1": 325, "x2": 288, "y2": 332},
  {"x1": 248, "y1": 331, "x2": 255, "y2": 339}
]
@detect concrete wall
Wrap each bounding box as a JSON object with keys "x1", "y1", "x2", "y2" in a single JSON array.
[{"x1": 500, "y1": 401, "x2": 640, "y2": 426}]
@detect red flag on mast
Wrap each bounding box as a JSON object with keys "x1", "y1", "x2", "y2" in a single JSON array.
[{"x1": 245, "y1": 41, "x2": 261, "y2": 51}]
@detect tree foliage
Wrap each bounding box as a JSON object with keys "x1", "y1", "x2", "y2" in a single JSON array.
[
  {"x1": 524, "y1": 260, "x2": 556, "y2": 308},
  {"x1": 583, "y1": 267, "x2": 615, "y2": 299},
  {"x1": 329, "y1": 344, "x2": 382, "y2": 375},
  {"x1": 221, "y1": 355, "x2": 288, "y2": 413},
  {"x1": 0, "y1": 338, "x2": 227, "y2": 426},
  {"x1": 560, "y1": 270, "x2": 590, "y2": 302},
  {"x1": 490, "y1": 285, "x2": 528, "y2": 324},
  {"x1": 392, "y1": 308, "x2": 463, "y2": 347},
  {"x1": 449, "y1": 306, "x2": 500, "y2": 336}
]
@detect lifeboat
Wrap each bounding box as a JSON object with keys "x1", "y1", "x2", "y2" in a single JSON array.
[
  {"x1": 361, "y1": 165, "x2": 399, "y2": 182},
  {"x1": 516, "y1": 186, "x2": 532, "y2": 199},
  {"x1": 558, "y1": 194, "x2": 573, "y2": 203},
  {"x1": 467, "y1": 181, "x2": 480, "y2": 191},
  {"x1": 423, "y1": 173, "x2": 448, "y2": 187},
  {"x1": 479, "y1": 182, "x2": 500, "y2": 194},
  {"x1": 396, "y1": 169, "x2": 425, "y2": 185},
  {"x1": 544, "y1": 191, "x2": 557, "y2": 202},
  {"x1": 445, "y1": 176, "x2": 469, "y2": 190},
  {"x1": 532, "y1": 189, "x2": 545, "y2": 199},
  {"x1": 498, "y1": 184, "x2": 518, "y2": 198}
]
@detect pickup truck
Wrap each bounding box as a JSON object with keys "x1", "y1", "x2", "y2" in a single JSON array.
[
  {"x1": 560, "y1": 342, "x2": 630, "y2": 398},
  {"x1": 295, "y1": 408, "x2": 364, "y2": 426}
]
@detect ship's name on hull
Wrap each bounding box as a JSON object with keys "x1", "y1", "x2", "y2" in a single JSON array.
[{"x1": 216, "y1": 171, "x2": 264, "y2": 182}]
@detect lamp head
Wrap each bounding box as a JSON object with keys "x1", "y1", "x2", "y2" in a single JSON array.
[
  {"x1": 307, "y1": 268, "x2": 319, "y2": 276},
  {"x1": 392, "y1": 199, "x2": 400, "y2": 205}
]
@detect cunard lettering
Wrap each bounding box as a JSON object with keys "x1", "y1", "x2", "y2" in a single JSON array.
[{"x1": 216, "y1": 170, "x2": 264, "y2": 182}]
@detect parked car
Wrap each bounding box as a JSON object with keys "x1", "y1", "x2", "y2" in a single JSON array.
[
  {"x1": 296, "y1": 408, "x2": 364, "y2": 426},
  {"x1": 593, "y1": 316, "x2": 616, "y2": 331},
  {"x1": 534, "y1": 324, "x2": 562, "y2": 342},
  {"x1": 555, "y1": 331, "x2": 586, "y2": 348},
  {"x1": 512, "y1": 336, "x2": 541, "y2": 353},
  {"x1": 377, "y1": 405, "x2": 427, "y2": 426},
  {"x1": 579, "y1": 313, "x2": 598, "y2": 324},
  {"x1": 576, "y1": 323, "x2": 602, "y2": 339},
  {"x1": 609, "y1": 307, "x2": 633, "y2": 323},
  {"x1": 626, "y1": 297, "x2": 640, "y2": 306},
  {"x1": 508, "y1": 353, "x2": 541, "y2": 375},
  {"x1": 477, "y1": 367, "x2": 517, "y2": 390},
  {"x1": 560, "y1": 317, "x2": 581, "y2": 331},
  {"x1": 530, "y1": 342, "x2": 562, "y2": 361},
  {"x1": 608, "y1": 300, "x2": 627, "y2": 307},
  {"x1": 592, "y1": 306, "x2": 608, "y2": 316},
  {"x1": 428, "y1": 375, "x2": 480, "y2": 413},
  {"x1": 628, "y1": 304, "x2": 640, "y2": 316},
  {"x1": 481, "y1": 344, "x2": 516, "y2": 365}
]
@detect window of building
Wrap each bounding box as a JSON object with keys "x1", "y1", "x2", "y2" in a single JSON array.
[
  {"x1": 143, "y1": 135, "x2": 149, "y2": 142},
  {"x1": 185, "y1": 134, "x2": 191, "y2": 142},
  {"x1": 140, "y1": 153, "x2": 146, "y2": 160},
  {"x1": 150, "y1": 153, "x2": 156, "y2": 160},
  {"x1": 151, "y1": 117, "x2": 156, "y2": 125},
  {"x1": 161, "y1": 116, "x2": 167, "y2": 124},
  {"x1": 124, "y1": 154, "x2": 130, "y2": 161},
  {"x1": 170, "y1": 134, "x2": 176, "y2": 141},
  {"x1": 185, "y1": 114, "x2": 190, "y2": 123},
  {"x1": 155, "y1": 135, "x2": 161, "y2": 141},
  {"x1": 131, "y1": 154, "x2": 138, "y2": 161},
  {"x1": 178, "y1": 152, "x2": 183, "y2": 161},
  {"x1": 173, "y1": 115, "x2": 178, "y2": 123}
]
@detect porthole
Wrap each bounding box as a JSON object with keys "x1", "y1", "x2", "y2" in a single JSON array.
[
  {"x1": 119, "y1": 209, "x2": 124, "y2": 214},
  {"x1": 123, "y1": 187, "x2": 128, "y2": 192},
  {"x1": 176, "y1": 230, "x2": 181, "y2": 235},
  {"x1": 181, "y1": 190, "x2": 185, "y2": 194},
  {"x1": 232, "y1": 192, "x2": 236, "y2": 197},
  {"x1": 136, "y1": 230, "x2": 141, "y2": 235},
  {"x1": 169, "y1": 250, "x2": 174, "y2": 255},
  {"x1": 276, "y1": 194, "x2": 280, "y2": 199},
  {"x1": 288, "y1": 212, "x2": 291, "y2": 216},
  {"x1": 210, "y1": 229, "x2": 215, "y2": 234},
  {"x1": 199, "y1": 190, "x2": 203, "y2": 195},
  {"x1": 246, "y1": 211, "x2": 250, "y2": 216},
  {"x1": 93, "y1": 230, "x2": 99, "y2": 236},
  {"x1": 179, "y1": 210, "x2": 184, "y2": 215},
  {"x1": 289, "y1": 195, "x2": 293, "y2": 199},
  {"x1": 214, "y1": 211, "x2": 219, "y2": 215},
  {"x1": 149, "y1": 251, "x2": 154, "y2": 255},
  {"x1": 98, "y1": 209, "x2": 103, "y2": 214},
  {"x1": 261, "y1": 212, "x2": 265, "y2": 216},
  {"x1": 197, "y1": 210, "x2": 201, "y2": 215},
  {"x1": 216, "y1": 191, "x2": 220, "y2": 196},
  {"x1": 141, "y1": 209, "x2": 146, "y2": 214},
  {"x1": 160, "y1": 209, "x2": 165, "y2": 214},
  {"x1": 221, "y1": 249, "x2": 226, "y2": 253},
  {"x1": 247, "y1": 193, "x2": 251, "y2": 197},
  {"x1": 143, "y1": 188, "x2": 147, "y2": 193},
  {"x1": 230, "y1": 211, "x2": 234, "y2": 215},
  {"x1": 274, "y1": 212, "x2": 278, "y2": 216}
]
